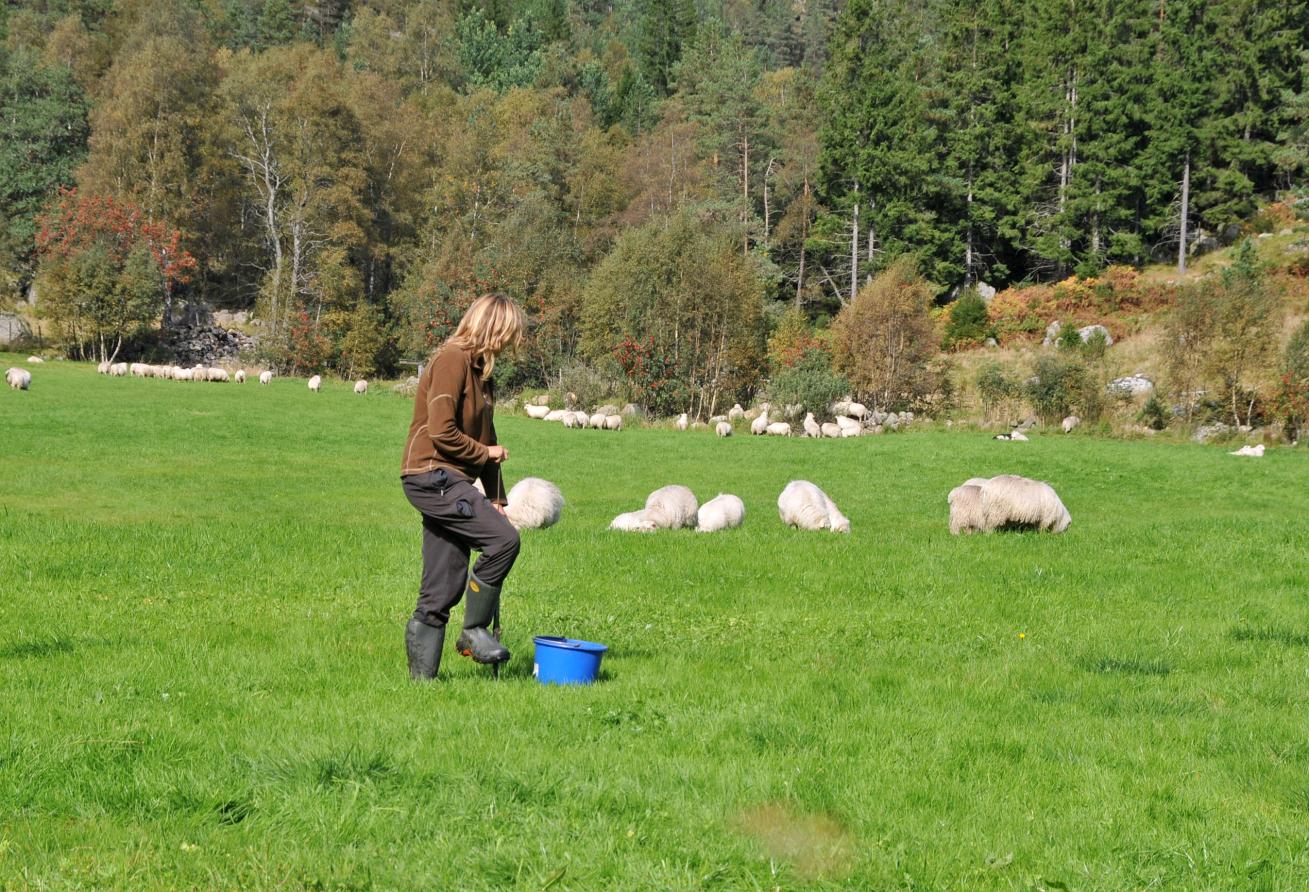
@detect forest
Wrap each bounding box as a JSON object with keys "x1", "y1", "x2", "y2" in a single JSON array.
[{"x1": 2, "y1": 0, "x2": 1307, "y2": 407}]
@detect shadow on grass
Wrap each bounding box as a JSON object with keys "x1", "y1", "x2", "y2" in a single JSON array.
[
  {"x1": 1228, "y1": 625, "x2": 1309, "y2": 648},
  {"x1": 0, "y1": 634, "x2": 77, "y2": 659},
  {"x1": 1077, "y1": 655, "x2": 1172, "y2": 676}
]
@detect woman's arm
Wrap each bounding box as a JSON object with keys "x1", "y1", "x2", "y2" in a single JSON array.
[
  {"x1": 479, "y1": 417, "x2": 506, "y2": 505},
  {"x1": 427, "y1": 350, "x2": 491, "y2": 466}
]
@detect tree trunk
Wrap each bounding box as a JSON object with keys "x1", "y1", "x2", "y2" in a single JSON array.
[
  {"x1": 964, "y1": 163, "x2": 974, "y2": 286},
  {"x1": 1177, "y1": 152, "x2": 1190, "y2": 273},
  {"x1": 849, "y1": 183, "x2": 859, "y2": 302}
]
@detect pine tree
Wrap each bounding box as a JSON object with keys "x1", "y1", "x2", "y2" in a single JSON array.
[
  {"x1": 256, "y1": 0, "x2": 298, "y2": 52},
  {"x1": 633, "y1": 0, "x2": 696, "y2": 95}
]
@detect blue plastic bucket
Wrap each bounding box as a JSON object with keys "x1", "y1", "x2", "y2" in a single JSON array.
[{"x1": 533, "y1": 636, "x2": 608, "y2": 685}]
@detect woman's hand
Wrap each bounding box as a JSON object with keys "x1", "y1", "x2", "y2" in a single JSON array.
[{"x1": 487, "y1": 445, "x2": 508, "y2": 463}]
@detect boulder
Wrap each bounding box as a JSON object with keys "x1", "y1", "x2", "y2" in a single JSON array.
[
  {"x1": 0, "y1": 312, "x2": 31, "y2": 347},
  {"x1": 1107, "y1": 374, "x2": 1154, "y2": 398},
  {"x1": 1193, "y1": 422, "x2": 1232, "y2": 444},
  {"x1": 1077, "y1": 324, "x2": 1113, "y2": 346},
  {"x1": 165, "y1": 324, "x2": 255, "y2": 366},
  {"x1": 976, "y1": 281, "x2": 997, "y2": 303},
  {"x1": 1042, "y1": 320, "x2": 1062, "y2": 347}
]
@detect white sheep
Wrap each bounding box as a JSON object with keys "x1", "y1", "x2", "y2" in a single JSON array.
[
  {"x1": 1062, "y1": 415, "x2": 1080, "y2": 433},
  {"x1": 697, "y1": 493, "x2": 745, "y2": 532},
  {"x1": 727, "y1": 404, "x2": 746, "y2": 422},
  {"x1": 750, "y1": 404, "x2": 771, "y2": 435},
  {"x1": 777, "y1": 480, "x2": 850, "y2": 533},
  {"x1": 766, "y1": 421, "x2": 792, "y2": 436},
  {"x1": 589, "y1": 412, "x2": 607, "y2": 429},
  {"x1": 644, "y1": 484, "x2": 698, "y2": 529},
  {"x1": 354, "y1": 379, "x2": 368, "y2": 395},
  {"x1": 543, "y1": 409, "x2": 567, "y2": 422},
  {"x1": 979, "y1": 475, "x2": 1070, "y2": 533},
  {"x1": 836, "y1": 416, "x2": 862, "y2": 437},
  {"x1": 234, "y1": 370, "x2": 246, "y2": 384},
  {"x1": 130, "y1": 362, "x2": 148, "y2": 377},
  {"x1": 803, "y1": 412, "x2": 821, "y2": 438},
  {"x1": 604, "y1": 414, "x2": 622, "y2": 431},
  {"x1": 6, "y1": 367, "x2": 31, "y2": 390},
  {"x1": 525, "y1": 404, "x2": 551, "y2": 419},
  {"x1": 947, "y1": 484, "x2": 986, "y2": 535},
  {"x1": 97, "y1": 361, "x2": 110, "y2": 374},
  {"x1": 26, "y1": 356, "x2": 43, "y2": 364},
  {"x1": 675, "y1": 412, "x2": 689, "y2": 431},
  {"x1": 846, "y1": 401, "x2": 869, "y2": 420},
  {"x1": 109, "y1": 362, "x2": 128, "y2": 376},
  {"x1": 562, "y1": 411, "x2": 581, "y2": 428},
  {"x1": 610, "y1": 510, "x2": 657, "y2": 532},
  {"x1": 820, "y1": 422, "x2": 841, "y2": 438},
  {"x1": 209, "y1": 368, "x2": 230, "y2": 383},
  {"x1": 308, "y1": 375, "x2": 322, "y2": 392},
  {"x1": 174, "y1": 367, "x2": 194, "y2": 381},
  {"x1": 715, "y1": 421, "x2": 732, "y2": 437},
  {"x1": 504, "y1": 477, "x2": 565, "y2": 530},
  {"x1": 1230, "y1": 444, "x2": 1265, "y2": 457},
  {"x1": 259, "y1": 370, "x2": 274, "y2": 385}
]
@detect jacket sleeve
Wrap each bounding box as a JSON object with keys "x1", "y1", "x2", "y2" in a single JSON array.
[
  {"x1": 426, "y1": 350, "x2": 490, "y2": 467},
  {"x1": 479, "y1": 416, "x2": 506, "y2": 505}
]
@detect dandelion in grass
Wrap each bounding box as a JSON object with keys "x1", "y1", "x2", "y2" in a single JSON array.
[{"x1": 1018, "y1": 632, "x2": 1026, "y2": 640}]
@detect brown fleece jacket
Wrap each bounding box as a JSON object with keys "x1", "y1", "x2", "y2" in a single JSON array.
[{"x1": 400, "y1": 345, "x2": 505, "y2": 503}]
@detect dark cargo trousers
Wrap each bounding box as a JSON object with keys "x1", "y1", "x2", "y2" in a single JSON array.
[{"x1": 401, "y1": 468, "x2": 521, "y2": 627}]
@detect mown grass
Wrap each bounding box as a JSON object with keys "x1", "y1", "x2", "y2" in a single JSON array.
[{"x1": 2, "y1": 354, "x2": 1309, "y2": 890}]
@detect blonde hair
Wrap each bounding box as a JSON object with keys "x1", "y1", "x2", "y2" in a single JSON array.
[{"x1": 441, "y1": 293, "x2": 526, "y2": 379}]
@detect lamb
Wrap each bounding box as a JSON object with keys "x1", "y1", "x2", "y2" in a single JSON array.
[
  {"x1": 524, "y1": 404, "x2": 551, "y2": 419},
  {"x1": 727, "y1": 403, "x2": 746, "y2": 422},
  {"x1": 979, "y1": 474, "x2": 1070, "y2": 533},
  {"x1": 235, "y1": 370, "x2": 247, "y2": 384},
  {"x1": 109, "y1": 363, "x2": 128, "y2": 376},
  {"x1": 6, "y1": 367, "x2": 31, "y2": 390},
  {"x1": 1230, "y1": 444, "x2": 1265, "y2": 457},
  {"x1": 820, "y1": 422, "x2": 841, "y2": 438},
  {"x1": 97, "y1": 361, "x2": 110, "y2": 374},
  {"x1": 504, "y1": 477, "x2": 565, "y2": 530},
  {"x1": 604, "y1": 414, "x2": 622, "y2": 430},
  {"x1": 354, "y1": 379, "x2": 368, "y2": 395},
  {"x1": 589, "y1": 412, "x2": 607, "y2": 429},
  {"x1": 766, "y1": 421, "x2": 792, "y2": 436},
  {"x1": 259, "y1": 371, "x2": 274, "y2": 385},
  {"x1": 835, "y1": 415, "x2": 861, "y2": 437},
  {"x1": 676, "y1": 412, "x2": 689, "y2": 431},
  {"x1": 715, "y1": 421, "x2": 732, "y2": 437},
  {"x1": 1062, "y1": 415, "x2": 1080, "y2": 433},
  {"x1": 750, "y1": 404, "x2": 771, "y2": 435},
  {"x1": 803, "y1": 412, "x2": 821, "y2": 438},
  {"x1": 644, "y1": 484, "x2": 698, "y2": 529},
  {"x1": 26, "y1": 356, "x2": 43, "y2": 364},
  {"x1": 777, "y1": 480, "x2": 850, "y2": 533},
  {"x1": 610, "y1": 510, "x2": 657, "y2": 532},
  {"x1": 697, "y1": 493, "x2": 745, "y2": 532},
  {"x1": 308, "y1": 375, "x2": 322, "y2": 392},
  {"x1": 947, "y1": 484, "x2": 986, "y2": 535}
]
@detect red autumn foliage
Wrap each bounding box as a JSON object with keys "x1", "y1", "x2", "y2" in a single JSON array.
[{"x1": 36, "y1": 188, "x2": 197, "y2": 287}]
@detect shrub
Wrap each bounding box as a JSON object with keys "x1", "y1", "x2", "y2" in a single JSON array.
[
  {"x1": 1025, "y1": 354, "x2": 1100, "y2": 425},
  {"x1": 767, "y1": 305, "x2": 825, "y2": 369},
  {"x1": 768, "y1": 348, "x2": 850, "y2": 421},
  {"x1": 975, "y1": 361, "x2": 1020, "y2": 421},
  {"x1": 1056, "y1": 324, "x2": 1083, "y2": 351},
  {"x1": 555, "y1": 359, "x2": 625, "y2": 410},
  {"x1": 1138, "y1": 394, "x2": 1169, "y2": 431},
  {"x1": 944, "y1": 290, "x2": 991, "y2": 348},
  {"x1": 1275, "y1": 318, "x2": 1309, "y2": 437}
]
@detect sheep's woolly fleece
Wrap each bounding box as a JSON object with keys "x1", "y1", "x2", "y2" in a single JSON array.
[
  {"x1": 697, "y1": 494, "x2": 745, "y2": 532},
  {"x1": 777, "y1": 480, "x2": 850, "y2": 533},
  {"x1": 950, "y1": 475, "x2": 1070, "y2": 534},
  {"x1": 504, "y1": 477, "x2": 565, "y2": 530}
]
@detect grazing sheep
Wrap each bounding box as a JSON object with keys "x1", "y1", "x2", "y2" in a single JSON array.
[
  {"x1": 525, "y1": 404, "x2": 551, "y2": 419},
  {"x1": 208, "y1": 368, "x2": 230, "y2": 383},
  {"x1": 504, "y1": 477, "x2": 565, "y2": 530},
  {"x1": 308, "y1": 375, "x2": 322, "y2": 392},
  {"x1": 751, "y1": 404, "x2": 771, "y2": 435},
  {"x1": 26, "y1": 356, "x2": 43, "y2": 364},
  {"x1": 610, "y1": 510, "x2": 657, "y2": 532},
  {"x1": 979, "y1": 475, "x2": 1070, "y2": 533},
  {"x1": 544, "y1": 409, "x2": 567, "y2": 423},
  {"x1": 130, "y1": 362, "x2": 148, "y2": 377},
  {"x1": 675, "y1": 412, "x2": 689, "y2": 430},
  {"x1": 727, "y1": 403, "x2": 746, "y2": 422},
  {"x1": 589, "y1": 412, "x2": 607, "y2": 429},
  {"x1": 766, "y1": 421, "x2": 792, "y2": 436},
  {"x1": 235, "y1": 370, "x2": 247, "y2": 384},
  {"x1": 1062, "y1": 415, "x2": 1080, "y2": 433},
  {"x1": 97, "y1": 361, "x2": 110, "y2": 374},
  {"x1": 846, "y1": 401, "x2": 869, "y2": 420},
  {"x1": 836, "y1": 416, "x2": 861, "y2": 437},
  {"x1": 1230, "y1": 444, "x2": 1265, "y2": 457},
  {"x1": 259, "y1": 371, "x2": 274, "y2": 385},
  {"x1": 6, "y1": 367, "x2": 31, "y2": 390},
  {"x1": 109, "y1": 362, "x2": 128, "y2": 376},
  {"x1": 573, "y1": 411, "x2": 590, "y2": 428},
  {"x1": 820, "y1": 422, "x2": 841, "y2": 438},
  {"x1": 777, "y1": 480, "x2": 850, "y2": 533},
  {"x1": 604, "y1": 414, "x2": 622, "y2": 431},
  {"x1": 562, "y1": 411, "x2": 581, "y2": 428},
  {"x1": 174, "y1": 367, "x2": 194, "y2": 381},
  {"x1": 644, "y1": 484, "x2": 698, "y2": 529},
  {"x1": 715, "y1": 421, "x2": 732, "y2": 437},
  {"x1": 803, "y1": 412, "x2": 821, "y2": 438},
  {"x1": 354, "y1": 379, "x2": 368, "y2": 395},
  {"x1": 947, "y1": 484, "x2": 986, "y2": 535},
  {"x1": 697, "y1": 493, "x2": 745, "y2": 532}
]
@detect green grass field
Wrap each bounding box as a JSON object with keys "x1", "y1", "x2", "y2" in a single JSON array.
[{"x1": 3, "y1": 355, "x2": 1309, "y2": 890}]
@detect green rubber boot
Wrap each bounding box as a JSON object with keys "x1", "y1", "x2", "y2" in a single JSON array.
[
  {"x1": 405, "y1": 619, "x2": 444, "y2": 680},
  {"x1": 456, "y1": 575, "x2": 510, "y2": 665}
]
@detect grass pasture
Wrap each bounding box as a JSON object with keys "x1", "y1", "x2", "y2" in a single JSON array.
[{"x1": 3, "y1": 356, "x2": 1309, "y2": 890}]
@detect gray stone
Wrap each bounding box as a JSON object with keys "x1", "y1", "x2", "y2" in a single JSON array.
[
  {"x1": 213, "y1": 309, "x2": 250, "y2": 327},
  {"x1": 1193, "y1": 422, "x2": 1232, "y2": 443},
  {"x1": 1108, "y1": 374, "x2": 1154, "y2": 398},
  {"x1": 166, "y1": 324, "x2": 255, "y2": 365},
  {"x1": 0, "y1": 312, "x2": 31, "y2": 347},
  {"x1": 976, "y1": 281, "x2": 997, "y2": 303},
  {"x1": 1042, "y1": 320, "x2": 1062, "y2": 347},
  {"x1": 1077, "y1": 324, "x2": 1113, "y2": 346}
]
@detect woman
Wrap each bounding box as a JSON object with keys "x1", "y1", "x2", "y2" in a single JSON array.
[{"x1": 400, "y1": 293, "x2": 526, "y2": 680}]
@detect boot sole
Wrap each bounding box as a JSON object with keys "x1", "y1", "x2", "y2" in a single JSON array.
[{"x1": 458, "y1": 647, "x2": 510, "y2": 665}]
